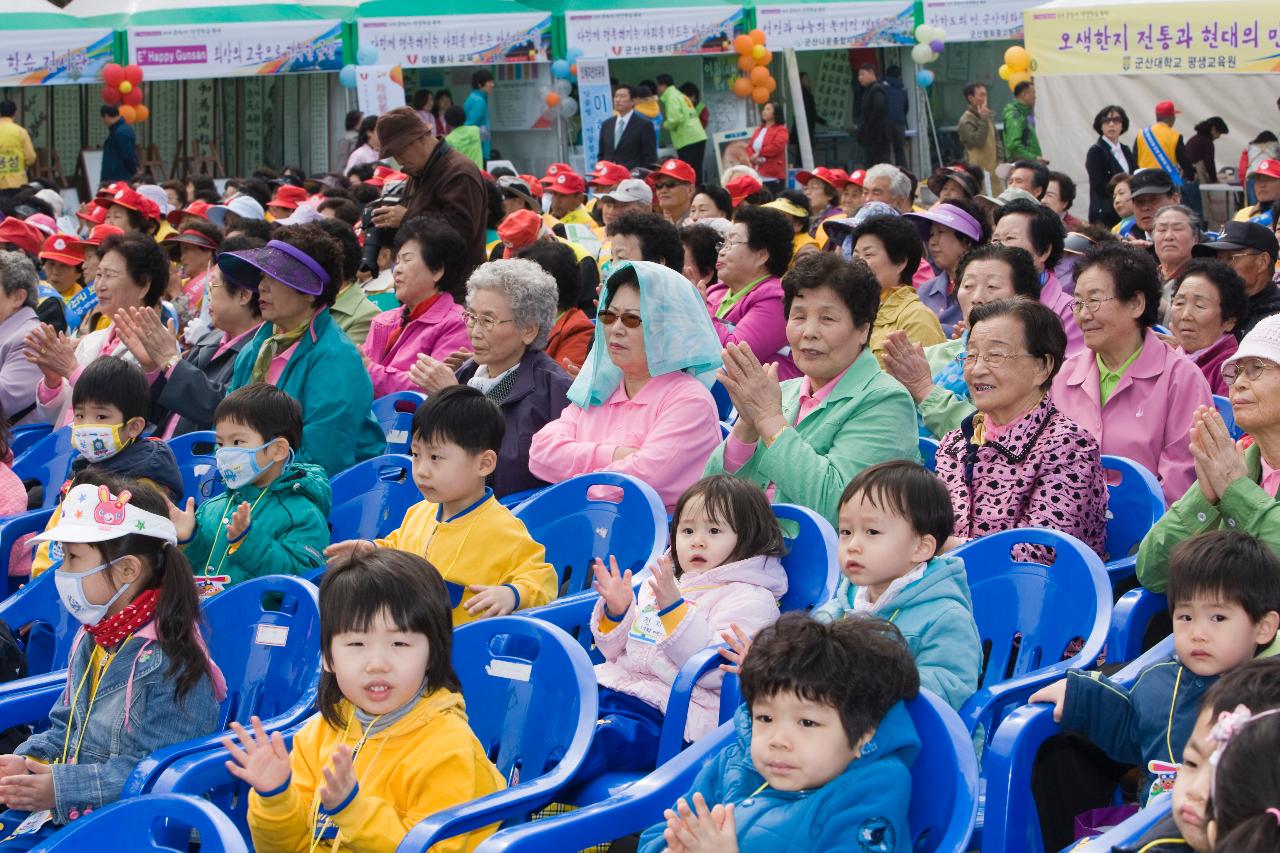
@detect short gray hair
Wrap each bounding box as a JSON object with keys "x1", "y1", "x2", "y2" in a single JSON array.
[
  {"x1": 0, "y1": 251, "x2": 37, "y2": 309},
  {"x1": 1153, "y1": 203, "x2": 1200, "y2": 229},
  {"x1": 864, "y1": 164, "x2": 911, "y2": 203},
  {"x1": 465, "y1": 259, "x2": 558, "y2": 351}
]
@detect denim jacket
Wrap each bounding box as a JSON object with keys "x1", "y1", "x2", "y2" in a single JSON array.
[{"x1": 14, "y1": 626, "x2": 222, "y2": 824}]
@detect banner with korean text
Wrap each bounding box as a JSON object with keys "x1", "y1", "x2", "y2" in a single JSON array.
[
  {"x1": 1025, "y1": 2, "x2": 1280, "y2": 75},
  {"x1": 565, "y1": 6, "x2": 745, "y2": 59},
  {"x1": 127, "y1": 20, "x2": 344, "y2": 81},
  {"x1": 924, "y1": 0, "x2": 1038, "y2": 42},
  {"x1": 357, "y1": 13, "x2": 553, "y2": 68},
  {"x1": 755, "y1": 2, "x2": 914, "y2": 50},
  {"x1": 0, "y1": 28, "x2": 114, "y2": 86}
]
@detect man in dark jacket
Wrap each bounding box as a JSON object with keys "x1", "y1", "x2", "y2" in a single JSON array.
[
  {"x1": 369, "y1": 106, "x2": 487, "y2": 278},
  {"x1": 855, "y1": 63, "x2": 892, "y2": 168},
  {"x1": 100, "y1": 105, "x2": 138, "y2": 185},
  {"x1": 883, "y1": 66, "x2": 909, "y2": 167}
]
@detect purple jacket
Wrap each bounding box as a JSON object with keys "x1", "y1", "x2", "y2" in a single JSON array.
[
  {"x1": 918, "y1": 271, "x2": 963, "y2": 336},
  {"x1": 1182, "y1": 333, "x2": 1237, "y2": 397},
  {"x1": 0, "y1": 306, "x2": 42, "y2": 425},
  {"x1": 362, "y1": 294, "x2": 470, "y2": 397},
  {"x1": 706, "y1": 277, "x2": 800, "y2": 380},
  {"x1": 936, "y1": 395, "x2": 1108, "y2": 564}
]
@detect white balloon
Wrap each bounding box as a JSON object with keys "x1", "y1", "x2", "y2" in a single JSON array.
[
  {"x1": 559, "y1": 96, "x2": 579, "y2": 117},
  {"x1": 914, "y1": 23, "x2": 931, "y2": 42},
  {"x1": 910, "y1": 43, "x2": 936, "y2": 64},
  {"x1": 922, "y1": 25, "x2": 942, "y2": 43},
  {"x1": 553, "y1": 78, "x2": 573, "y2": 97},
  {"x1": 931, "y1": 26, "x2": 947, "y2": 42}
]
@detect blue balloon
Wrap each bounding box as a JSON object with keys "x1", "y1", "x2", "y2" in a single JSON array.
[
  {"x1": 566, "y1": 47, "x2": 584, "y2": 62},
  {"x1": 339, "y1": 64, "x2": 358, "y2": 88},
  {"x1": 551, "y1": 59, "x2": 572, "y2": 79},
  {"x1": 356, "y1": 46, "x2": 379, "y2": 66},
  {"x1": 916, "y1": 69, "x2": 935, "y2": 88}
]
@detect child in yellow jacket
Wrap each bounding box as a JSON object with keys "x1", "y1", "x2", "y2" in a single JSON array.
[
  {"x1": 227, "y1": 549, "x2": 506, "y2": 853},
  {"x1": 326, "y1": 386, "x2": 558, "y2": 624}
]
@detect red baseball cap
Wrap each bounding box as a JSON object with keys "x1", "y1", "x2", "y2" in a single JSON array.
[
  {"x1": 365, "y1": 165, "x2": 410, "y2": 189},
  {"x1": 106, "y1": 186, "x2": 162, "y2": 221},
  {"x1": 1254, "y1": 159, "x2": 1280, "y2": 179},
  {"x1": 0, "y1": 217, "x2": 44, "y2": 255},
  {"x1": 649, "y1": 159, "x2": 696, "y2": 186},
  {"x1": 84, "y1": 224, "x2": 125, "y2": 247},
  {"x1": 541, "y1": 163, "x2": 574, "y2": 186},
  {"x1": 547, "y1": 171, "x2": 586, "y2": 195},
  {"x1": 845, "y1": 169, "x2": 867, "y2": 187},
  {"x1": 266, "y1": 185, "x2": 310, "y2": 211},
  {"x1": 77, "y1": 203, "x2": 107, "y2": 227},
  {"x1": 162, "y1": 228, "x2": 220, "y2": 252},
  {"x1": 517, "y1": 175, "x2": 544, "y2": 199},
  {"x1": 1155, "y1": 100, "x2": 1181, "y2": 117},
  {"x1": 589, "y1": 161, "x2": 631, "y2": 188},
  {"x1": 725, "y1": 173, "x2": 763, "y2": 206},
  {"x1": 827, "y1": 168, "x2": 854, "y2": 189},
  {"x1": 38, "y1": 234, "x2": 85, "y2": 266},
  {"x1": 95, "y1": 181, "x2": 128, "y2": 203},
  {"x1": 169, "y1": 200, "x2": 212, "y2": 227},
  {"x1": 796, "y1": 167, "x2": 845, "y2": 189}
]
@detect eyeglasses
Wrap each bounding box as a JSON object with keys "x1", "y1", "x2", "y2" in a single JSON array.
[
  {"x1": 718, "y1": 239, "x2": 750, "y2": 254},
  {"x1": 960, "y1": 350, "x2": 1037, "y2": 369},
  {"x1": 1221, "y1": 359, "x2": 1280, "y2": 385},
  {"x1": 1222, "y1": 250, "x2": 1262, "y2": 264},
  {"x1": 462, "y1": 310, "x2": 514, "y2": 331},
  {"x1": 1071, "y1": 295, "x2": 1119, "y2": 315},
  {"x1": 652, "y1": 181, "x2": 681, "y2": 191},
  {"x1": 598, "y1": 309, "x2": 642, "y2": 328}
]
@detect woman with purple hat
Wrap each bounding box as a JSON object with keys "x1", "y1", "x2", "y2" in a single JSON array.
[
  {"x1": 223, "y1": 224, "x2": 385, "y2": 476},
  {"x1": 906, "y1": 199, "x2": 991, "y2": 336}
]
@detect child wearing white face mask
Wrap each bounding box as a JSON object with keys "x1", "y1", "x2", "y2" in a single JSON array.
[
  {"x1": 30, "y1": 357, "x2": 182, "y2": 578},
  {"x1": 0, "y1": 475, "x2": 224, "y2": 847},
  {"x1": 167, "y1": 383, "x2": 330, "y2": 597}
]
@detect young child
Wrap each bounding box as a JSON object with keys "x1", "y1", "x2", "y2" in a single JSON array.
[
  {"x1": 0, "y1": 475, "x2": 224, "y2": 846},
  {"x1": 324, "y1": 386, "x2": 557, "y2": 624},
  {"x1": 584, "y1": 475, "x2": 788, "y2": 778},
  {"x1": 639, "y1": 613, "x2": 921, "y2": 853},
  {"x1": 1030, "y1": 531, "x2": 1280, "y2": 819},
  {"x1": 31, "y1": 356, "x2": 182, "y2": 578},
  {"x1": 1203, "y1": 698, "x2": 1280, "y2": 852},
  {"x1": 168, "y1": 383, "x2": 331, "y2": 597},
  {"x1": 229, "y1": 548, "x2": 506, "y2": 853}
]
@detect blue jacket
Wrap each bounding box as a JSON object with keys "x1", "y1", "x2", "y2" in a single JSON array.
[
  {"x1": 884, "y1": 76, "x2": 908, "y2": 126},
  {"x1": 1061, "y1": 656, "x2": 1215, "y2": 804},
  {"x1": 15, "y1": 627, "x2": 221, "y2": 824},
  {"x1": 70, "y1": 435, "x2": 183, "y2": 500},
  {"x1": 811, "y1": 555, "x2": 981, "y2": 711},
  {"x1": 639, "y1": 701, "x2": 919, "y2": 853},
  {"x1": 101, "y1": 118, "x2": 138, "y2": 184},
  {"x1": 229, "y1": 309, "x2": 385, "y2": 477}
]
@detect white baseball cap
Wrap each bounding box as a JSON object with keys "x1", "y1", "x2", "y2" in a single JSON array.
[
  {"x1": 136, "y1": 184, "x2": 173, "y2": 216},
  {"x1": 208, "y1": 195, "x2": 265, "y2": 226},
  {"x1": 600, "y1": 179, "x2": 653, "y2": 205},
  {"x1": 33, "y1": 484, "x2": 177, "y2": 546}
]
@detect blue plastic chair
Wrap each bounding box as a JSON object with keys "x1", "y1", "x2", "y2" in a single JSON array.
[
  {"x1": 28, "y1": 792, "x2": 249, "y2": 853},
  {"x1": 167, "y1": 430, "x2": 224, "y2": 505},
  {"x1": 709, "y1": 381, "x2": 734, "y2": 422},
  {"x1": 9, "y1": 424, "x2": 52, "y2": 459},
  {"x1": 1100, "y1": 455, "x2": 1165, "y2": 583},
  {"x1": 919, "y1": 435, "x2": 939, "y2": 472},
  {"x1": 979, "y1": 635, "x2": 1175, "y2": 853},
  {"x1": 371, "y1": 391, "x2": 425, "y2": 455},
  {"x1": 1064, "y1": 795, "x2": 1172, "y2": 851},
  {"x1": 0, "y1": 515, "x2": 70, "y2": 680},
  {"x1": 1214, "y1": 394, "x2": 1243, "y2": 440},
  {"x1": 0, "y1": 505, "x2": 54, "y2": 583},
  {"x1": 951, "y1": 528, "x2": 1112, "y2": 741},
  {"x1": 1106, "y1": 587, "x2": 1169, "y2": 664},
  {"x1": 475, "y1": 688, "x2": 978, "y2": 853},
  {"x1": 328, "y1": 454, "x2": 419, "y2": 543},
  {"x1": 13, "y1": 427, "x2": 75, "y2": 510}
]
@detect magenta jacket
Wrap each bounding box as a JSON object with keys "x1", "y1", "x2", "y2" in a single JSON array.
[
  {"x1": 935, "y1": 395, "x2": 1108, "y2": 564},
  {"x1": 706, "y1": 277, "x2": 800, "y2": 380},
  {"x1": 1182, "y1": 333, "x2": 1237, "y2": 397},
  {"x1": 1051, "y1": 328, "x2": 1213, "y2": 506},
  {"x1": 362, "y1": 294, "x2": 470, "y2": 397},
  {"x1": 1040, "y1": 272, "x2": 1086, "y2": 358}
]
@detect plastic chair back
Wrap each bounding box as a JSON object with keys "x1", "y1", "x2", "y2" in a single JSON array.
[
  {"x1": 709, "y1": 382, "x2": 733, "y2": 422},
  {"x1": 0, "y1": 521, "x2": 73, "y2": 677},
  {"x1": 328, "y1": 454, "x2": 419, "y2": 542},
  {"x1": 919, "y1": 436, "x2": 939, "y2": 472},
  {"x1": 371, "y1": 391, "x2": 425, "y2": 455},
  {"x1": 1100, "y1": 455, "x2": 1164, "y2": 580},
  {"x1": 513, "y1": 472, "x2": 667, "y2": 598},
  {"x1": 13, "y1": 427, "x2": 75, "y2": 510},
  {"x1": 9, "y1": 424, "x2": 51, "y2": 460},
  {"x1": 905, "y1": 690, "x2": 981, "y2": 852},
  {"x1": 167, "y1": 431, "x2": 224, "y2": 505},
  {"x1": 29, "y1": 792, "x2": 248, "y2": 853},
  {"x1": 772, "y1": 503, "x2": 838, "y2": 613},
  {"x1": 1214, "y1": 394, "x2": 1243, "y2": 440}
]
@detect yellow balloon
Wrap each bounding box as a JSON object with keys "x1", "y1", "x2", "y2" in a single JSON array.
[
  {"x1": 997, "y1": 64, "x2": 1011, "y2": 81},
  {"x1": 1007, "y1": 70, "x2": 1032, "y2": 91},
  {"x1": 1004, "y1": 45, "x2": 1030, "y2": 72},
  {"x1": 751, "y1": 44, "x2": 766, "y2": 61},
  {"x1": 118, "y1": 80, "x2": 132, "y2": 94}
]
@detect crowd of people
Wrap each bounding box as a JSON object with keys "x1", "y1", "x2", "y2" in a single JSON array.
[{"x1": 0, "y1": 71, "x2": 1276, "y2": 852}]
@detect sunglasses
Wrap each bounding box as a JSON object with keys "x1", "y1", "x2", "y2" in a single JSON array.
[
  {"x1": 598, "y1": 310, "x2": 642, "y2": 328},
  {"x1": 652, "y1": 181, "x2": 681, "y2": 191}
]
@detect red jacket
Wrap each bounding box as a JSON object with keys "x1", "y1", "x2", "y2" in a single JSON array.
[{"x1": 750, "y1": 124, "x2": 789, "y2": 181}]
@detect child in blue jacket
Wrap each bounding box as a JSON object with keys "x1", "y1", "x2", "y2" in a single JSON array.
[{"x1": 639, "y1": 613, "x2": 920, "y2": 853}]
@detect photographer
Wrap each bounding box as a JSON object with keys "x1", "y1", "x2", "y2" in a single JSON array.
[{"x1": 369, "y1": 107, "x2": 488, "y2": 278}]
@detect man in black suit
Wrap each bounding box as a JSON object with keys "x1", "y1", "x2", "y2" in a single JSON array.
[{"x1": 599, "y1": 84, "x2": 657, "y2": 172}]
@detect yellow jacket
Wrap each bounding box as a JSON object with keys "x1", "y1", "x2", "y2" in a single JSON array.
[
  {"x1": 0, "y1": 118, "x2": 35, "y2": 190},
  {"x1": 376, "y1": 495, "x2": 558, "y2": 624},
  {"x1": 870, "y1": 286, "x2": 946, "y2": 363},
  {"x1": 249, "y1": 689, "x2": 505, "y2": 853},
  {"x1": 1135, "y1": 122, "x2": 1181, "y2": 172}
]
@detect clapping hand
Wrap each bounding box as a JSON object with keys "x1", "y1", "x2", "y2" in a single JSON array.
[
  {"x1": 717, "y1": 343, "x2": 786, "y2": 442},
  {"x1": 0, "y1": 759, "x2": 54, "y2": 812},
  {"x1": 166, "y1": 497, "x2": 197, "y2": 543},
  {"x1": 443, "y1": 349, "x2": 473, "y2": 372},
  {"x1": 592, "y1": 556, "x2": 634, "y2": 617},
  {"x1": 23, "y1": 324, "x2": 78, "y2": 386},
  {"x1": 409, "y1": 354, "x2": 458, "y2": 394},
  {"x1": 1189, "y1": 404, "x2": 1247, "y2": 505},
  {"x1": 662, "y1": 793, "x2": 739, "y2": 853},
  {"x1": 222, "y1": 716, "x2": 291, "y2": 796},
  {"x1": 881, "y1": 331, "x2": 934, "y2": 404},
  {"x1": 227, "y1": 502, "x2": 252, "y2": 542},
  {"x1": 113, "y1": 306, "x2": 179, "y2": 372},
  {"x1": 319, "y1": 744, "x2": 357, "y2": 812},
  {"x1": 717, "y1": 623, "x2": 753, "y2": 674}
]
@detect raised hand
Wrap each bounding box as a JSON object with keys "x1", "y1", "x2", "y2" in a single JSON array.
[
  {"x1": 665, "y1": 793, "x2": 739, "y2": 852},
  {"x1": 647, "y1": 553, "x2": 682, "y2": 611},
  {"x1": 23, "y1": 324, "x2": 78, "y2": 386},
  {"x1": 167, "y1": 497, "x2": 197, "y2": 543},
  {"x1": 222, "y1": 716, "x2": 291, "y2": 795},
  {"x1": 718, "y1": 343, "x2": 785, "y2": 439},
  {"x1": 881, "y1": 331, "x2": 934, "y2": 404},
  {"x1": 464, "y1": 584, "x2": 518, "y2": 619},
  {"x1": 226, "y1": 501, "x2": 252, "y2": 542},
  {"x1": 319, "y1": 744, "x2": 357, "y2": 812},
  {"x1": 1189, "y1": 404, "x2": 1247, "y2": 505},
  {"x1": 443, "y1": 349, "x2": 473, "y2": 372},
  {"x1": 717, "y1": 623, "x2": 753, "y2": 674},
  {"x1": 408, "y1": 354, "x2": 458, "y2": 394},
  {"x1": 591, "y1": 556, "x2": 634, "y2": 618}
]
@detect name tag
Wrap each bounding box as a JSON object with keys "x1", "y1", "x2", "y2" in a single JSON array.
[{"x1": 628, "y1": 604, "x2": 667, "y2": 645}]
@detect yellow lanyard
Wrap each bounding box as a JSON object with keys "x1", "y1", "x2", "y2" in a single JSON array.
[
  {"x1": 308, "y1": 713, "x2": 386, "y2": 853},
  {"x1": 60, "y1": 636, "x2": 131, "y2": 765},
  {"x1": 1165, "y1": 666, "x2": 1183, "y2": 763},
  {"x1": 203, "y1": 488, "x2": 273, "y2": 579}
]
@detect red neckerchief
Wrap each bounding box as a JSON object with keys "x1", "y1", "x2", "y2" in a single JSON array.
[
  {"x1": 384, "y1": 293, "x2": 441, "y2": 356},
  {"x1": 86, "y1": 588, "x2": 159, "y2": 648}
]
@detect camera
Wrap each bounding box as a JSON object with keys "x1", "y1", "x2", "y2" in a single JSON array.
[{"x1": 359, "y1": 180, "x2": 407, "y2": 275}]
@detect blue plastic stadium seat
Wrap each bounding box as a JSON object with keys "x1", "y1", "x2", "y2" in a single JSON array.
[
  {"x1": 709, "y1": 381, "x2": 734, "y2": 422},
  {"x1": 1064, "y1": 795, "x2": 1172, "y2": 851},
  {"x1": 13, "y1": 427, "x2": 75, "y2": 510},
  {"x1": 919, "y1": 436, "x2": 939, "y2": 472},
  {"x1": 1100, "y1": 455, "x2": 1164, "y2": 583},
  {"x1": 28, "y1": 792, "x2": 249, "y2": 852},
  {"x1": 1106, "y1": 587, "x2": 1169, "y2": 664},
  {"x1": 9, "y1": 424, "x2": 51, "y2": 461},
  {"x1": 1214, "y1": 394, "x2": 1243, "y2": 440},
  {"x1": 167, "y1": 430, "x2": 224, "y2": 505},
  {"x1": 371, "y1": 391, "x2": 425, "y2": 455},
  {"x1": 328, "y1": 454, "x2": 420, "y2": 543}
]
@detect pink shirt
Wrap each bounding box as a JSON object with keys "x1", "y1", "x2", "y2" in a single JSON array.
[
  {"x1": 722, "y1": 364, "x2": 851, "y2": 473},
  {"x1": 265, "y1": 340, "x2": 300, "y2": 386},
  {"x1": 1262, "y1": 455, "x2": 1280, "y2": 498},
  {"x1": 705, "y1": 277, "x2": 800, "y2": 381},
  {"x1": 528, "y1": 371, "x2": 722, "y2": 510},
  {"x1": 362, "y1": 295, "x2": 470, "y2": 397}
]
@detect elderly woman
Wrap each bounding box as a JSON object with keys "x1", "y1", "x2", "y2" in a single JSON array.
[
  {"x1": 1136, "y1": 314, "x2": 1280, "y2": 591},
  {"x1": 0, "y1": 253, "x2": 45, "y2": 425},
  {"x1": 1152, "y1": 205, "x2": 1208, "y2": 310},
  {"x1": 1168, "y1": 259, "x2": 1247, "y2": 395},
  {"x1": 706, "y1": 204, "x2": 800, "y2": 380},
  {"x1": 25, "y1": 233, "x2": 169, "y2": 425},
  {"x1": 883, "y1": 243, "x2": 1043, "y2": 438},
  {"x1": 114, "y1": 233, "x2": 265, "y2": 436},
  {"x1": 992, "y1": 199, "x2": 1084, "y2": 355},
  {"x1": 409, "y1": 259, "x2": 572, "y2": 498},
  {"x1": 907, "y1": 198, "x2": 990, "y2": 336},
  {"x1": 529, "y1": 261, "x2": 723, "y2": 511},
  {"x1": 935, "y1": 297, "x2": 1108, "y2": 560},
  {"x1": 1052, "y1": 243, "x2": 1213, "y2": 505},
  {"x1": 763, "y1": 194, "x2": 822, "y2": 266},
  {"x1": 850, "y1": 214, "x2": 944, "y2": 360},
  {"x1": 706, "y1": 252, "x2": 919, "y2": 525},
  {"x1": 679, "y1": 223, "x2": 722, "y2": 296},
  {"x1": 362, "y1": 217, "x2": 470, "y2": 397}
]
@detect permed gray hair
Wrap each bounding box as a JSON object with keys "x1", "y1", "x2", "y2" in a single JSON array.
[
  {"x1": 1153, "y1": 203, "x2": 1201, "y2": 230},
  {"x1": 864, "y1": 163, "x2": 912, "y2": 204},
  {"x1": 0, "y1": 251, "x2": 38, "y2": 309},
  {"x1": 465, "y1": 259, "x2": 557, "y2": 352}
]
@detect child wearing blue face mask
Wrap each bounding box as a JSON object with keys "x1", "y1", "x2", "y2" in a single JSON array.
[{"x1": 167, "y1": 383, "x2": 331, "y2": 597}]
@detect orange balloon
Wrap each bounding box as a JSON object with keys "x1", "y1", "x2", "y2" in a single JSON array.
[
  {"x1": 749, "y1": 28, "x2": 766, "y2": 45},
  {"x1": 133, "y1": 104, "x2": 149, "y2": 123},
  {"x1": 389, "y1": 65, "x2": 403, "y2": 85},
  {"x1": 764, "y1": 75, "x2": 777, "y2": 93},
  {"x1": 758, "y1": 47, "x2": 773, "y2": 65},
  {"x1": 752, "y1": 86, "x2": 770, "y2": 105},
  {"x1": 749, "y1": 65, "x2": 770, "y2": 85},
  {"x1": 737, "y1": 54, "x2": 756, "y2": 73},
  {"x1": 733, "y1": 34, "x2": 753, "y2": 55},
  {"x1": 732, "y1": 76, "x2": 753, "y2": 98},
  {"x1": 569, "y1": 64, "x2": 577, "y2": 75},
  {"x1": 118, "y1": 104, "x2": 136, "y2": 124},
  {"x1": 545, "y1": 91, "x2": 560, "y2": 107}
]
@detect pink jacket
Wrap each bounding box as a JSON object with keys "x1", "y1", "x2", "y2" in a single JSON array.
[
  {"x1": 1040, "y1": 272, "x2": 1085, "y2": 357},
  {"x1": 361, "y1": 295, "x2": 469, "y2": 397},
  {"x1": 1182, "y1": 333, "x2": 1237, "y2": 397},
  {"x1": 706, "y1": 277, "x2": 800, "y2": 380},
  {"x1": 1051, "y1": 328, "x2": 1213, "y2": 506},
  {"x1": 590, "y1": 554, "x2": 787, "y2": 741},
  {"x1": 528, "y1": 371, "x2": 722, "y2": 510}
]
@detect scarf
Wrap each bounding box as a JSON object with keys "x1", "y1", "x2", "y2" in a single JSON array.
[
  {"x1": 87, "y1": 587, "x2": 160, "y2": 648},
  {"x1": 467, "y1": 363, "x2": 519, "y2": 401},
  {"x1": 932, "y1": 331, "x2": 970, "y2": 402},
  {"x1": 353, "y1": 677, "x2": 429, "y2": 738},
  {"x1": 385, "y1": 293, "x2": 441, "y2": 356},
  {"x1": 249, "y1": 318, "x2": 310, "y2": 384}
]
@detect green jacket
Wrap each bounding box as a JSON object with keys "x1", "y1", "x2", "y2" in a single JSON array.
[
  {"x1": 705, "y1": 348, "x2": 921, "y2": 526},
  {"x1": 659, "y1": 85, "x2": 707, "y2": 149},
  {"x1": 184, "y1": 461, "x2": 332, "y2": 586},
  {"x1": 445, "y1": 126, "x2": 485, "y2": 170},
  {"x1": 1001, "y1": 100, "x2": 1042, "y2": 161},
  {"x1": 329, "y1": 281, "x2": 381, "y2": 347},
  {"x1": 230, "y1": 308, "x2": 386, "y2": 477},
  {"x1": 918, "y1": 337, "x2": 975, "y2": 440}
]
